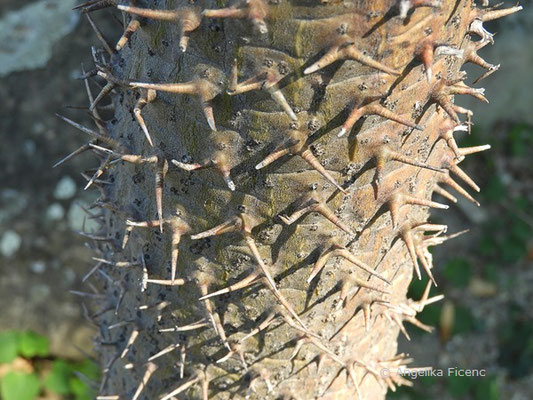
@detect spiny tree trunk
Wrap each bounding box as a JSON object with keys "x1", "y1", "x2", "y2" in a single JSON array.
[{"x1": 64, "y1": 0, "x2": 520, "y2": 398}]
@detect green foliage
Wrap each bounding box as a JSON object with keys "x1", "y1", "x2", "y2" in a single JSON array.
[
  {"x1": 0, "y1": 371, "x2": 40, "y2": 400},
  {"x1": 0, "y1": 331, "x2": 18, "y2": 364},
  {"x1": 17, "y1": 331, "x2": 49, "y2": 358},
  {"x1": 483, "y1": 175, "x2": 505, "y2": 203},
  {"x1": 474, "y1": 376, "x2": 500, "y2": 400},
  {"x1": 453, "y1": 305, "x2": 480, "y2": 335},
  {"x1": 44, "y1": 360, "x2": 71, "y2": 395},
  {"x1": 498, "y1": 302, "x2": 533, "y2": 378},
  {"x1": 0, "y1": 330, "x2": 99, "y2": 400},
  {"x1": 390, "y1": 374, "x2": 500, "y2": 400},
  {"x1": 442, "y1": 258, "x2": 472, "y2": 288},
  {"x1": 507, "y1": 123, "x2": 533, "y2": 158},
  {"x1": 446, "y1": 373, "x2": 474, "y2": 396},
  {"x1": 407, "y1": 278, "x2": 442, "y2": 329}
]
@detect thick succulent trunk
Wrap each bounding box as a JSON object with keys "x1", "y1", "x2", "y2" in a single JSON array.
[{"x1": 68, "y1": 0, "x2": 519, "y2": 399}]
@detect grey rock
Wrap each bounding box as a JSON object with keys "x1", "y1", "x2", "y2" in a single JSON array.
[
  {"x1": 0, "y1": 230, "x2": 22, "y2": 257},
  {"x1": 0, "y1": 0, "x2": 79, "y2": 77}
]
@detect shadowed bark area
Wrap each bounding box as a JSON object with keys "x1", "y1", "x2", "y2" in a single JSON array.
[{"x1": 70, "y1": 0, "x2": 517, "y2": 398}]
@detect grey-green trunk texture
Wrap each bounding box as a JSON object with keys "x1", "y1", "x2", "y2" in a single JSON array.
[{"x1": 68, "y1": 0, "x2": 519, "y2": 398}]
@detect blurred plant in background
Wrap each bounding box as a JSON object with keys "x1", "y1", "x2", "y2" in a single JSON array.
[
  {"x1": 0, "y1": 330, "x2": 98, "y2": 400},
  {"x1": 391, "y1": 122, "x2": 533, "y2": 399}
]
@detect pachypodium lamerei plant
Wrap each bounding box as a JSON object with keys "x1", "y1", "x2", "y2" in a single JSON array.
[{"x1": 58, "y1": 0, "x2": 521, "y2": 398}]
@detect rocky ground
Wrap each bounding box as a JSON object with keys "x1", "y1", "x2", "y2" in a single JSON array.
[{"x1": 0, "y1": 0, "x2": 118, "y2": 359}]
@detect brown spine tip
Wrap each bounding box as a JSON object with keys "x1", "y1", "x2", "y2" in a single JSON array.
[{"x1": 305, "y1": 40, "x2": 400, "y2": 76}]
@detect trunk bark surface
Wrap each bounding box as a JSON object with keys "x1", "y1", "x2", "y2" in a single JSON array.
[{"x1": 68, "y1": 0, "x2": 518, "y2": 398}]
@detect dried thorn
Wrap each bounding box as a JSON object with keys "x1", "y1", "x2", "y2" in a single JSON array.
[
  {"x1": 345, "y1": 363, "x2": 363, "y2": 400},
  {"x1": 216, "y1": 342, "x2": 247, "y2": 370},
  {"x1": 458, "y1": 144, "x2": 491, "y2": 157},
  {"x1": 198, "y1": 271, "x2": 261, "y2": 300},
  {"x1": 239, "y1": 310, "x2": 277, "y2": 343},
  {"x1": 375, "y1": 147, "x2": 444, "y2": 185},
  {"x1": 53, "y1": 143, "x2": 91, "y2": 168},
  {"x1": 134, "y1": 89, "x2": 157, "y2": 146},
  {"x1": 339, "y1": 103, "x2": 422, "y2": 137},
  {"x1": 203, "y1": 0, "x2": 269, "y2": 34},
  {"x1": 140, "y1": 253, "x2": 148, "y2": 292},
  {"x1": 155, "y1": 158, "x2": 168, "y2": 232},
  {"x1": 481, "y1": 5, "x2": 523, "y2": 22},
  {"x1": 473, "y1": 64, "x2": 500, "y2": 84},
  {"x1": 300, "y1": 149, "x2": 347, "y2": 194},
  {"x1": 289, "y1": 336, "x2": 306, "y2": 361},
  {"x1": 309, "y1": 243, "x2": 389, "y2": 284},
  {"x1": 56, "y1": 113, "x2": 111, "y2": 145},
  {"x1": 397, "y1": 0, "x2": 442, "y2": 19},
  {"x1": 116, "y1": 18, "x2": 140, "y2": 51},
  {"x1": 256, "y1": 129, "x2": 346, "y2": 192},
  {"x1": 304, "y1": 39, "x2": 400, "y2": 76},
  {"x1": 85, "y1": 13, "x2": 115, "y2": 55},
  {"x1": 362, "y1": 303, "x2": 372, "y2": 331},
  {"x1": 433, "y1": 185, "x2": 457, "y2": 203},
  {"x1": 448, "y1": 164, "x2": 480, "y2": 192},
  {"x1": 132, "y1": 362, "x2": 157, "y2": 400},
  {"x1": 90, "y1": 82, "x2": 114, "y2": 112},
  {"x1": 84, "y1": 155, "x2": 112, "y2": 190},
  {"x1": 415, "y1": 244, "x2": 437, "y2": 285},
  {"x1": 469, "y1": 18, "x2": 494, "y2": 44},
  {"x1": 280, "y1": 195, "x2": 354, "y2": 235},
  {"x1": 339, "y1": 277, "x2": 389, "y2": 304},
  {"x1": 117, "y1": 5, "x2": 201, "y2": 52},
  {"x1": 145, "y1": 278, "x2": 186, "y2": 286},
  {"x1": 130, "y1": 78, "x2": 219, "y2": 130},
  {"x1": 147, "y1": 343, "x2": 179, "y2": 362},
  {"x1": 75, "y1": 0, "x2": 115, "y2": 12},
  {"x1": 171, "y1": 157, "x2": 235, "y2": 191},
  {"x1": 230, "y1": 65, "x2": 297, "y2": 120},
  {"x1": 122, "y1": 225, "x2": 133, "y2": 249},
  {"x1": 69, "y1": 290, "x2": 105, "y2": 299},
  {"x1": 120, "y1": 329, "x2": 139, "y2": 358},
  {"x1": 190, "y1": 216, "x2": 241, "y2": 240},
  {"x1": 255, "y1": 146, "x2": 292, "y2": 170},
  {"x1": 265, "y1": 85, "x2": 297, "y2": 121},
  {"x1": 448, "y1": 82, "x2": 489, "y2": 103},
  {"x1": 400, "y1": 229, "x2": 422, "y2": 280},
  {"x1": 160, "y1": 372, "x2": 201, "y2": 400},
  {"x1": 160, "y1": 319, "x2": 209, "y2": 332},
  {"x1": 82, "y1": 261, "x2": 103, "y2": 283},
  {"x1": 107, "y1": 320, "x2": 132, "y2": 330}
]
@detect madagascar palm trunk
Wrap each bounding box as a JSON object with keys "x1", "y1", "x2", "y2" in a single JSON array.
[{"x1": 66, "y1": 0, "x2": 520, "y2": 398}]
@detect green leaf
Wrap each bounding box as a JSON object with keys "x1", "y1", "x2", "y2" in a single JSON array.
[
  {"x1": 17, "y1": 331, "x2": 49, "y2": 358},
  {"x1": 475, "y1": 376, "x2": 499, "y2": 400},
  {"x1": 500, "y1": 236, "x2": 526, "y2": 264},
  {"x1": 418, "y1": 304, "x2": 442, "y2": 327},
  {"x1": 71, "y1": 359, "x2": 100, "y2": 381},
  {"x1": 442, "y1": 258, "x2": 472, "y2": 288},
  {"x1": 44, "y1": 360, "x2": 72, "y2": 395},
  {"x1": 408, "y1": 277, "x2": 434, "y2": 300},
  {"x1": 69, "y1": 377, "x2": 93, "y2": 400},
  {"x1": 508, "y1": 123, "x2": 533, "y2": 158},
  {"x1": 483, "y1": 263, "x2": 499, "y2": 283},
  {"x1": 483, "y1": 175, "x2": 505, "y2": 203},
  {"x1": 0, "y1": 371, "x2": 40, "y2": 400},
  {"x1": 0, "y1": 331, "x2": 19, "y2": 363},
  {"x1": 69, "y1": 360, "x2": 100, "y2": 400},
  {"x1": 453, "y1": 306, "x2": 478, "y2": 335},
  {"x1": 447, "y1": 374, "x2": 474, "y2": 397}
]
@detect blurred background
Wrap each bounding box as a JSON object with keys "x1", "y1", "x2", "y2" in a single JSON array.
[{"x1": 0, "y1": 1, "x2": 531, "y2": 399}]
